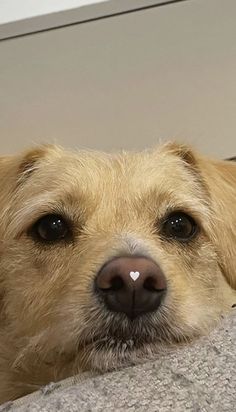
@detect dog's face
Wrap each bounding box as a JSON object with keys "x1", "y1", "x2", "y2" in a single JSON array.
[{"x1": 0, "y1": 143, "x2": 235, "y2": 398}]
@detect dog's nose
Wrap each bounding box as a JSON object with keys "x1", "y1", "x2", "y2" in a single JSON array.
[{"x1": 95, "y1": 256, "x2": 167, "y2": 319}]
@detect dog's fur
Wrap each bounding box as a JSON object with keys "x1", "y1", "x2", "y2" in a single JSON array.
[{"x1": 0, "y1": 142, "x2": 235, "y2": 403}]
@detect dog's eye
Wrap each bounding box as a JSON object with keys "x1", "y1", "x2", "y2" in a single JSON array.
[
  {"x1": 162, "y1": 212, "x2": 197, "y2": 242},
  {"x1": 32, "y1": 214, "x2": 70, "y2": 242}
]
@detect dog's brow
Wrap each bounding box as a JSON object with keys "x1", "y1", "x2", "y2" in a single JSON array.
[{"x1": 7, "y1": 194, "x2": 65, "y2": 238}]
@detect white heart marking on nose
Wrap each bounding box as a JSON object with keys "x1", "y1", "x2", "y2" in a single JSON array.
[{"x1": 129, "y1": 271, "x2": 140, "y2": 281}]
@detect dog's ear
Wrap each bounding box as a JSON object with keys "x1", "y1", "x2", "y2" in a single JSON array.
[
  {"x1": 167, "y1": 142, "x2": 236, "y2": 289},
  {"x1": 0, "y1": 145, "x2": 61, "y2": 213},
  {"x1": 16, "y1": 144, "x2": 62, "y2": 184},
  {"x1": 198, "y1": 155, "x2": 236, "y2": 289},
  {"x1": 164, "y1": 142, "x2": 197, "y2": 166},
  {"x1": 0, "y1": 144, "x2": 60, "y2": 186},
  {"x1": 18, "y1": 146, "x2": 53, "y2": 181},
  {"x1": 0, "y1": 146, "x2": 58, "y2": 316}
]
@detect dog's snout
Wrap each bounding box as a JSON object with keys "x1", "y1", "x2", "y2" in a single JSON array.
[{"x1": 95, "y1": 256, "x2": 167, "y2": 319}]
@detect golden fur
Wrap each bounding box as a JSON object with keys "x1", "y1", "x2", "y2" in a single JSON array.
[{"x1": 0, "y1": 142, "x2": 235, "y2": 403}]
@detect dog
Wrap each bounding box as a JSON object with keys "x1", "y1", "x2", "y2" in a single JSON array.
[{"x1": 0, "y1": 142, "x2": 235, "y2": 403}]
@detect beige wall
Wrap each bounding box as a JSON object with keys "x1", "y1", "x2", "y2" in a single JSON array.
[{"x1": 0, "y1": 0, "x2": 236, "y2": 157}]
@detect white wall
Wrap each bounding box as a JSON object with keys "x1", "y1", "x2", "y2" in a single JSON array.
[{"x1": 0, "y1": 0, "x2": 106, "y2": 24}]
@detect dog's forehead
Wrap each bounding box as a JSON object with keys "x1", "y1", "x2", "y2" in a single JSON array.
[
  {"x1": 16, "y1": 149, "x2": 204, "y2": 214},
  {"x1": 44, "y1": 149, "x2": 193, "y2": 194},
  {"x1": 5, "y1": 148, "x2": 209, "y2": 237},
  {"x1": 12, "y1": 146, "x2": 205, "y2": 211}
]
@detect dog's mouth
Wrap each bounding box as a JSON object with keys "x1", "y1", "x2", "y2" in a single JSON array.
[
  {"x1": 42, "y1": 309, "x2": 197, "y2": 374},
  {"x1": 77, "y1": 309, "x2": 184, "y2": 355},
  {"x1": 71, "y1": 311, "x2": 188, "y2": 372}
]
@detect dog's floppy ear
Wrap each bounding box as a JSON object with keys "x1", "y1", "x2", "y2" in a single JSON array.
[
  {"x1": 167, "y1": 142, "x2": 236, "y2": 289},
  {"x1": 0, "y1": 145, "x2": 61, "y2": 216},
  {"x1": 164, "y1": 142, "x2": 197, "y2": 166},
  {"x1": 0, "y1": 146, "x2": 58, "y2": 314},
  {"x1": 0, "y1": 144, "x2": 60, "y2": 187},
  {"x1": 198, "y1": 155, "x2": 236, "y2": 289},
  {"x1": 18, "y1": 146, "x2": 53, "y2": 181}
]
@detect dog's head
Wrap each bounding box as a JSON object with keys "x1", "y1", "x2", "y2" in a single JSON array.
[{"x1": 0, "y1": 143, "x2": 235, "y2": 378}]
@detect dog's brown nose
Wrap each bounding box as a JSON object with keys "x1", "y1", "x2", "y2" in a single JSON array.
[{"x1": 95, "y1": 256, "x2": 167, "y2": 319}]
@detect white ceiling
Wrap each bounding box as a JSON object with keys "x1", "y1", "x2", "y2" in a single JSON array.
[{"x1": 0, "y1": 0, "x2": 107, "y2": 24}]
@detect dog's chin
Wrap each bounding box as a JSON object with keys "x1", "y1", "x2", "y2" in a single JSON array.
[
  {"x1": 82, "y1": 330, "x2": 160, "y2": 354},
  {"x1": 78, "y1": 331, "x2": 177, "y2": 373},
  {"x1": 78, "y1": 336, "x2": 158, "y2": 373},
  {"x1": 76, "y1": 312, "x2": 192, "y2": 372},
  {"x1": 80, "y1": 313, "x2": 161, "y2": 347}
]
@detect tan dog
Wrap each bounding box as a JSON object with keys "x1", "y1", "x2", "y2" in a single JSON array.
[{"x1": 0, "y1": 142, "x2": 235, "y2": 403}]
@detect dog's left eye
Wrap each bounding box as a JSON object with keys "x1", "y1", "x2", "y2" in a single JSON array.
[
  {"x1": 162, "y1": 212, "x2": 198, "y2": 242},
  {"x1": 32, "y1": 214, "x2": 70, "y2": 242}
]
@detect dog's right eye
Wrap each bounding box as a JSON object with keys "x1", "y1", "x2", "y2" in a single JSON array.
[{"x1": 31, "y1": 214, "x2": 70, "y2": 243}]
